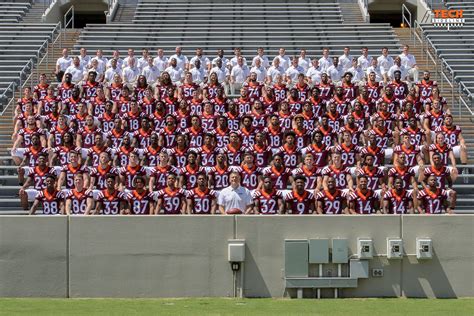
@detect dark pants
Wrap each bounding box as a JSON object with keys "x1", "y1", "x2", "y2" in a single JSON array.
[{"x1": 56, "y1": 71, "x2": 65, "y2": 82}]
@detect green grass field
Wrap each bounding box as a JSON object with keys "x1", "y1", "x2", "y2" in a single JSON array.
[{"x1": 0, "y1": 298, "x2": 473, "y2": 315}]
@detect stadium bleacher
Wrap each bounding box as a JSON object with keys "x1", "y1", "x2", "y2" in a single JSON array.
[
  {"x1": 0, "y1": 0, "x2": 471, "y2": 215},
  {"x1": 421, "y1": 1, "x2": 474, "y2": 99},
  {"x1": 0, "y1": 1, "x2": 31, "y2": 24}
]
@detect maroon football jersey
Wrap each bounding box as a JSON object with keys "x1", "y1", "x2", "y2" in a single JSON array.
[
  {"x1": 157, "y1": 188, "x2": 187, "y2": 214},
  {"x1": 252, "y1": 189, "x2": 283, "y2": 214},
  {"x1": 27, "y1": 166, "x2": 57, "y2": 190},
  {"x1": 66, "y1": 189, "x2": 92, "y2": 215},
  {"x1": 292, "y1": 166, "x2": 321, "y2": 190},
  {"x1": 316, "y1": 189, "x2": 346, "y2": 214},
  {"x1": 187, "y1": 188, "x2": 218, "y2": 214},
  {"x1": 96, "y1": 189, "x2": 128, "y2": 215},
  {"x1": 35, "y1": 189, "x2": 63, "y2": 215},
  {"x1": 285, "y1": 190, "x2": 315, "y2": 214},
  {"x1": 417, "y1": 189, "x2": 449, "y2": 214},
  {"x1": 208, "y1": 165, "x2": 231, "y2": 190},
  {"x1": 262, "y1": 166, "x2": 292, "y2": 190},
  {"x1": 384, "y1": 189, "x2": 412, "y2": 214},
  {"x1": 61, "y1": 163, "x2": 89, "y2": 189},
  {"x1": 89, "y1": 165, "x2": 118, "y2": 190},
  {"x1": 128, "y1": 190, "x2": 154, "y2": 215},
  {"x1": 348, "y1": 189, "x2": 378, "y2": 214}
]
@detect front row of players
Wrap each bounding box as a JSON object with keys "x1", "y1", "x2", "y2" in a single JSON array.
[{"x1": 30, "y1": 170, "x2": 454, "y2": 216}]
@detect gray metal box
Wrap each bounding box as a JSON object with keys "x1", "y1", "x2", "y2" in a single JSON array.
[
  {"x1": 332, "y1": 239, "x2": 349, "y2": 263},
  {"x1": 285, "y1": 239, "x2": 308, "y2": 277},
  {"x1": 228, "y1": 239, "x2": 246, "y2": 262},
  {"x1": 349, "y1": 259, "x2": 369, "y2": 279},
  {"x1": 309, "y1": 239, "x2": 329, "y2": 263}
]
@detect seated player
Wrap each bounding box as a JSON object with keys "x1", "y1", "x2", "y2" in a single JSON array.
[
  {"x1": 251, "y1": 175, "x2": 284, "y2": 215},
  {"x1": 321, "y1": 151, "x2": 354, "y2": 192},
  {"x1": 179, "y1": 151, "x2": 206, "y2": 190},
  {"x1": 348, "y1": 175, "x2": 380, "y2": 215},
  {"x1": 383, "y1": 177, "x2": 414, "y2": 214},
  {"x1": 316, "y1": 176, "x2": 348, "y2": 215},
  {"x1": 435, "y1": 114, "x2": 468, "y2": 164},
  {"x1": 186, "y1": 173, "x2": 218, "y2": 214},
  {"x1": 292, "y1": 153, "x2": 321, "y2": 192},
  {"x1": 233, "y1": 152, "x2": 263, "y2": 191},
  {"x1": 29, "y1": 175, "x2": 64, "y2": 215},
  {"x1": 417, "y1": 175, "x2": 455, "y2": 214},
  {"x1": 154, "y1": 172, "x2": 187, "y2": 215},
  {"x1": 118, "y1": 151, "x2": 148, "y2": 191},
  {"x1": 301, "y1": 131, "x2": 331, "y2": 168},
  {"x1": 208, "y1": 151, "x2": 232, "y2": 191},
  {"x1": 262, "y1": 154, "x2": 293, "y2": 191},
  {"x1": 89, "y1": 151, "x2": 118, "y2": 192},
  {"x1": 65, "y1": 173, "x2": 93, "y2": 215},
  {"x1": 285, "y1": 175, "x2": 315, "y2": 214},
  {"x1": 428, "y1": 133, "x2": 456, "y2": 167},
  {"x1": 274, "y1": 131, "x2": 302, "y2": 169},
  {"x1": 57, "y1": 150, "x2": 90, "y2": 190},
  {"x1": 91, "y1": 175, "x2": 129, "y2": 215}
]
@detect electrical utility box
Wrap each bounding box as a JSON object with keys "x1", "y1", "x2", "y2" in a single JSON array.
[
  {"x1": 357, "y1": 238, "x2": 373, "y2": 259},
  {"x1": 387, "y1": 238, "x2": 403, "y2": 259},
  {"x1": 416, "y1": 238, "x2": 433, "y2": 259},
  {"x1": 228, "y1": 239, "x2": 246, "y2": 262}
]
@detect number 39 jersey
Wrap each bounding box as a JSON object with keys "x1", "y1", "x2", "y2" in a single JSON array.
[{"x1": 156, "y1": 188, "x2": 187, "y2": 214}]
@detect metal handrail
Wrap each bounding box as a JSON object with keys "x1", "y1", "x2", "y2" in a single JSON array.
[
  {"x1": 63, "y1": 6, "x2": 74, "y2": 29},
  {"x1": 357, "y1": 0, "x2": 370, "y2": 23},
  {"x1": 402, "y1": 3, "x2": 412, "y2": 34}
]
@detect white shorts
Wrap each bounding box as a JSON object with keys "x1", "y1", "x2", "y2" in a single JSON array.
[
  {"x1": 385, "y1": 148, "x2": 393, "y2": 159},
  {"x1": 25, "y1": 189, "x2": 39, "y2": 201},
  {"x1": 453, "y1": 145, "x2": 461, "y2": 158},
  {"x1": 11, "y1": 148, "x2": 27, "y2": 159}
]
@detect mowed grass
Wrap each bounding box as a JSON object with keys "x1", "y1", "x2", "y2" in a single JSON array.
[{"x1": 0, "y1": 298, "x2": 473, "y2": 316}]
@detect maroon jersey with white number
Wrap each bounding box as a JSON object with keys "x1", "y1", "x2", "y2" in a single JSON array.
[
  {"x1": 417, "y1": 80, "x2": 437, "y2": 101},
  {"x1": 89, "y1": 165, "x2": 118, "y2": 190},
  {"x1": 141, "y1": 146, "x2": 162, "y2": 167},
  {"x1": 423, "y1": 165, "x2": 452, "y2": 189},
  {"x1": 35, "y1": 189, "x2": 63, "y2": 215},
  {"x1": 366, "y1": 127, "x2": 393, "y2": 149},
  {"x1": 114, "y1": 145, "x2": 137, "y2": 167},
  {"x1": 61, "y1": 163, "x2": 89, "y2": 189},
  {"x1": 316, "y1": 82, "x2": 334, "y2": 102},
  {"x1": 51, "y1": 146, "x2": 80, "y2": 166},
  {"x1": 371, "y1": 111, "x2": 397, "y2": 131},
  {"x1": 360, "y1": 146, "x2": 386, "y2": 167},
  {"x1": 98, "y1": 112, "x2": 118, "y2": 134},
  {"x1": 252, "y1": 189, "x2": 283, "y2": 214},
  {"x1": 262, "y1": 166, "x2": 292, "y2": 190},
  {"x1": 159, "y1": 126, "x2": 181, "y2": 149},
  {"x1": 96, "y1": 189, "x2": 128, "y2": 215},
  {"x1": 179, "y1": 165, "x2": 206, "y2": 189},
  {"x1": 34, "y1": 83, "x2": 49, "y2": 101},
  {"x1": 274, "y1": 145, "x2": 301, "y2": 169},
  {"x1": 194, "y1": 145, "x2": 217, "y2": 167},
  {"x1": 393, "y1": 145, "x2": 421, "y2": 167},
  {"x1": 27, "y1": 166, "x2": 57, "y2": 190},
  {"x1": 263, "y1": 126, "x2": 284, "y2": 149},
  {"x1": 105, "y1": 128, "x2": 128, "y2": 148},
  {"x1": 203, "y1": 83, "x2": 222, "y2": 101},
  {"x1": 17, "y1": 127, "x2": 45, "y2": 147},
  {"x1": 388, "y1": 166, "x2": 415, "y2": 190},
  {"x1": 334, "y1": 143, "x2": 362, "y2": 166},
  {"x1": 78, "y1": 126, "x2": 102, "y2": 149},
  {"x1": 388, "y1": 81, "x2": 408, "y2": 100},
  {"x1": 184, "y1": 126, "x2": 204, "y2": 149},
  {"x1": 207, "y1": 165, "x2": 230, "y2": 190},
  {"x1": 180, "y1": 83, "x2": 199, "y2": 101},
  {"x1": 108, "y1": 83, "x2": 123, "y2": 101},
  {"x1": 308, "y1": 96, "x2": 326, "y2": 117},
  {"x1": 273, "y1": 84, "x2": 288, "y2": 103},
  {"x1": 329, "y1": 95, "x2": 350, "y2": 116},
  {"x1": 234, "y1": 165, "x2": 262, "y2": 190},
  {"x1": 341, "y1": 82, "x2": 359, "y2": 101},
  {"x1": 251, "y1": 144, "x2": 273, "y2": 168},
  {"x1": 66, "y1": 189, "x2": 92, "y2": 215},
  {"x1": 348, "y1": 189, "x2": 378, "y2": 214},
  {"x1": 23, "y1": 146, "x2": 49, "y2": 167},
  {"x1": 222, "y1": 144, "x2": 242, "y2": 166},
  {"x1": 355, "y1": 166, "x2": 385, "y2": 191},
  {"x1": 119, "y1": 165, "x2": 148, "y2": 190},
  {"x1": 168, "y1": 147, "x2": 188, "y2": 168},
  {"x1": 316, "y1": 189, "x2": 347, "y2": 214},
  {"x1": 285, "y1": 190, "x2": 315, "y2": 214},
  {"x1": 87, "y1": 146, "x2": 113, "y2": 167},
  {"x1": 321, "y1": 165, "x2": 352, "y2": 189},
  {"x1": 301, "y1": 143, "x2": 330, "y2": 168},
  {"x1": 234, "y1": 96, "x2": 252, "y2": 114},
  {"x1": 132, "y1": 128, "x2": 153, "y2": 149},
  {"x1": 157, "y1": 188, "x2": 187, "y2": 214},
  {"x1": 384, "y1": 189, "x2": 412, "y2": 214},
  {"x1": 435, "y1": 125, "x2": 462, "y2": 147},
  {"x1": 428, "y1": 143, "x2": 453, "y2": 166},
  {"x1": 82, "y1": 81, "x2": 102, "y2": 100},
  {"x1": 292, "y1": 166, "x2": 321, "y2": 190},
  {"x1": 417, "y1": 189, "x2": 449, "y2": 214},
  {"x1": 424, "y1": 110, "x2": 445, "y2": 131},
  {"x1": 244, "y1": 81, "x2": 264, "y2": 102},
  {"x1": 399, "y1": 126, "x2": 425, "y2": 147},
  {"x1": 128, "y1": 190, "x2": 154, "y2": 215},
  {"x1": 365, "y1": 82, "x2": 382, "y2": 103},
  {"x1": 187, "y1": 188, "x2": 218, "y2": 214},
  {"x1": 57, "y1": 82, "x2": 76, "y2": 102}
]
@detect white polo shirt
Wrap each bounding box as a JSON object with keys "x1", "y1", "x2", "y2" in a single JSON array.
[
  {"x1": 267, "y1": 65, "x2": 285, "y2": 83},
  {"x1": 327, "y1": 65, "x2": 344, "y2": 81},
  {"x1": 387, "y1": 65, "x2": 408, "y2": 80},
  {"x1": 153, "y1": 56, "x2": 169, "y2": 72},
  {"x1": 169, "y1": 54, "x2": 189, "y2": 70},
  {"x1": 190, "y1": 66, "x2": 207, "y2": 84},
  {"x1": 142, "y1": 65, "x2": 160, "y2": 84},
  {"x1": 318, "y1": 56, "x2": 331, "y2": 73},
  {"x1": 399, "y1": 53, "x2": 417, "y2": 68},
  {"x1": 217, "y1": 185, "x2": 252, "y2": 214},
  {"x1": 252, "y1": 55, "x2": 270, "y2": 68},
  {"x1": 377, "y1": 55, "x2": 394, "y2": 75},
  {"x1": 64, "y1": 64, "x2": 84, "y2": 83},
  {"x1": 231, "y1": 65, "x2": 250, "y2": 84},
  {"x1": 276, "y1": 55, "x2": 291, "y2": 70},
  {"x1": 107, "y1": 58, "x2": 123, "y2": 70},
  {"x1": 357, "y1": 55, "x2": 372, "y2": 71},
  {"x1": 366, "y1": 66, "x2": 383, "y2": 82},
  {"x1": 209, "y1": 66, "x2": 229, "y2": 83},
  {"x1": 78, "y1": 55, "x2": 91, "y2": 69},
  {"x1": 137, "y1": 56, "x2": 149, "y2": 72},
  {"x1": 338, "y1": 54, "x2": 353, "y2": 72},
  {"x1": 286, "y1": 65, "x2": 305, "y2": 83},
  {"x1": 189, "y1": 55, "x2": 211, "y2": 70},
  {"x1": 164, "y1": 66, "x2": 184, "y2": 83},
  {"x1": 104, "y1": 67, "x2": 122, "y2": 83},
  {"x1": 122, "y1": 66, "x2": 140, "y2": 83},
  {"x1": 298, "y1": 57, "x2": 311, "y2": 72},
  {"x1": 212, "y1": 57, "x2": 229, "y2": 68},
  {"x1": 228, "y1": 56, "x2": 248, "y2": 68},
  {"x1": 56, "y1": 56, "x2": 72, "y2": 72},
  {"x1": 306, "y1": 66, "x2": 321, "y2": 84},
  {"x1": 250, "y1": 65, "x2": 267, "y2": 83}
]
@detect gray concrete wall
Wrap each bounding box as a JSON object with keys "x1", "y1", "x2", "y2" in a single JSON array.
[
  {"x1": 0, "y1": 215, "x2": 472, "y2": 298},
  {"x1": 0, "y1": 216, "x2": 68, "y2": 297}
]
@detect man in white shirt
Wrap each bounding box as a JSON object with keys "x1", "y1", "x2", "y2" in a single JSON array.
[
  {"x1": 338, "y1": 46, "x2": 353, "y2": 72},
  {"x1": 122, "y1": 57, "x2": 140, "y2": 87},
  {"x1": 366, "y1": 59, "x2": 383, "y2": 82},
  {"x1": 55, "y1": 48, "x2": 71, "y2": 82},
  {"x1": 141, "y1": 57, "x2": 160, "y2": 85},
  {"x1": 153, "y1": 48, "x2": 168, "y2": 72},
  {"x1": 298, "y1": 49, "x2": 311, "y2": 72},
  {"x1": 266, "y1": 57, "x2": 285, "y2": 84},
  {"x1": 228, "y1": 47, "x2": 247, "y2": 69},
  {"x1": 357, "y1": 46, "x2": 372, "y2": 71},
  {"x1": 347, "y1": 58, "x2": 365, "y2": 83},
  {"x1": 230, "y1": 56, "x2": 250, "y2": 95},
  {"x1": 189, "y1": 59, "x2": 207, "y2": 85},
  {"x1": 217, "y1": 172, "x2": 253, "y2": 214},
  {"x1": 189, "y1": 47, "x2": 210, "y2": 71},
  {"x1": 90, "y1": 49, "x2": 108, "y2": 75},
  {"x1": 137, "y1": 48, "x2": 150, "y2": 73},
  {"x1": 318, "y1": 47, "x2": 331, "y2": 73},
  {"x1": 106, "y1": 50, "x2": 123, "y2": 69},
  {"x1": 327, "y1": 57, "x2": 344, "y2": 83},
  {"x1": 122, "y1": 48, "x2": 135, "y2": 70},
  {"x1": 211, "y1": 49, "x2": 229, "y2": 70},
  {"x1": 285, "y1": 56, "x2": 305, "y2": 86},
  {"x1": 387, "y1": 56, "x2": 408, "y2": 81},
  {"x1": 169, "y1": 46, "x2": 189, "y2": 71},
  {"x1": 377, "y1": 47, "x2": 394, "y2": 83},
  {"x1": 78, "y1": 47, "x2": 91, "y2": 69},
  {"x1": 252, "y1": 47, "x2": 270, "y2": 68},
  {"x1": 306, "y1": 58, "x2": 321, "y2": 86},
  {"x1": 85, "y1": 59, "x2": 104, "y2": 82},
  {"x1": 209, "y1": 58, "x2": 229, "y2": 94},
  {"x1": 104, "y1": 58, "x2": 122, "y2": 84},
  {"x1": 399, "y1": 44, "x2": 419, "y2": 82},
  {"x1": 250, "y1": 58, "x2": 267, "y2": 83},
  {"x1": 276, "y1": 48, "x2": 291, "y2": 71},
  {"x1": 64, "y1": 56, "x2": 83, "y2": 84},
  {"x1": 164, "y1": 57, "x2": 184, "y2": 85}
]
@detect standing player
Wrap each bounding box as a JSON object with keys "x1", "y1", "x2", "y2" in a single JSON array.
[
  {"x1": 285, "y1": 175, "x2": 315, "y2": 214},
  {"x1": 186, "y1": 173, "x2": 218, "y2": 214},
  {"x1": 251, "y1": 175, "x2": 284, "y2": 215}
]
